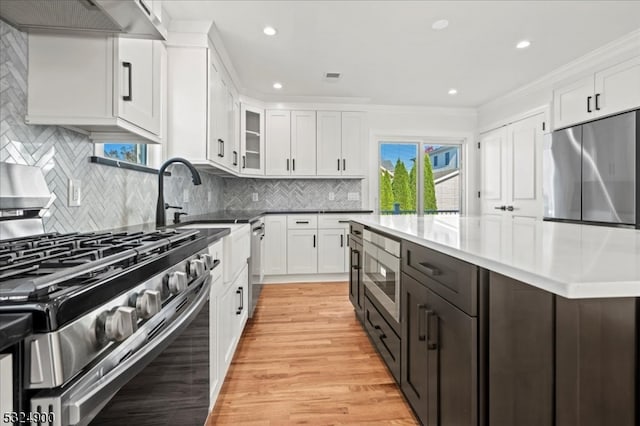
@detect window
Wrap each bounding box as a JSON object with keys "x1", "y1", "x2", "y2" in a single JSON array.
[
  {"x1": 103, "y1": 143, "x2": 148, "y2": 165},
  {"x1": 379, "y1": 141, "x2": 462, "y2": 215}
]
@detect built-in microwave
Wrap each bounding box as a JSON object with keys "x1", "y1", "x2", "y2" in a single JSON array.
[{"x1": 362, "y1": 229, "x2": 401, "y2": 322}]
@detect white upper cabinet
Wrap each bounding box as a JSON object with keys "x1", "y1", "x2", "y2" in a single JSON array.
[
  {"x1": 316, "y1": 111, "x2": 366, "y2": 176},
  {"x1": 553, "y1": 56, "x2": 640, "y2": 129},
  {"x1": 166, "y1": 45, "x2": 208, "y2": 161},
  {"x1": 341, "y1": 112, "x2": 366, "y2": 176},
  {"x1": 167, "y1": 41, "x2": 239, "y2": 172},
  {"x1": 240, "y1": 104, "x2": 264, "y2": 175},
  {"x1": 118, "y1": 38, "x2": 162, "y2": 137},
  {"x1": 316, "y1": 111, "x2": 343, "y2": 175},
  {"x1": 290, "y1": 111, "x2": 317, "y2": 175},
  {"x1": 594, "y1": 56, "x2": 640, "y2": 118},
  {"x1": 27, "y1": 33, "x2": 163, "y2": 143},
  {"x1": 265, "y1": 110, "x2": 292, "y2": 175},
  {"x1": 265, "y1": 110, "x2": 317, "y2": 176}
]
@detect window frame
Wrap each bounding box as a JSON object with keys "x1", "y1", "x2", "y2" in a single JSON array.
[{"x1": 377, "y1": 137, "x2": 465, "y2": 216}]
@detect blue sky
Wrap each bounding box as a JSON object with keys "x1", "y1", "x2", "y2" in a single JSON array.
[{"x1": 380, "y1": 143, "x2": 417, "y2": 167}]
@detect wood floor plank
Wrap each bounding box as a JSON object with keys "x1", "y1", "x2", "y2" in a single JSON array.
[{"x1": 206, "y1": 282, "x2": 417, "y2": 425}]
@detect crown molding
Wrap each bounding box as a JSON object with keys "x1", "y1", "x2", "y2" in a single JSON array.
[{"x1": 479, "y1": 29, "x2": 640, "y2": 111}]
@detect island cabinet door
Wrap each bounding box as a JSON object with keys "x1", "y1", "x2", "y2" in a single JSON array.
[
  {"x1": 555, "y1": 297, "x2": 637, "y2": 426},
  {"x1": 401, "y1": 273, "x2": 477, "y2": 426},
  {"x1": 488, "y1": 272, "x2": 554, "y2": 426}
]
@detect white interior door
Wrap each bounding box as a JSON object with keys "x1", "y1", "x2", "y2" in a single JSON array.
[
  {"x1": 291, "y1": 110, "x2": 317, "y2": 175},
  {"x1": 480, "y1": 128, "x2": 507, "y2": 216},
  {"x1": 265, "y1": 110, "x2": 291, "y2": 175},
  {"x1": 508, "y1": 113, "x2": 545, "y2": 220}
]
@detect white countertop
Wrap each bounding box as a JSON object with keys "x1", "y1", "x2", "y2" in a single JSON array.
[{"x1": 355, "y1": 215, "x2": 640, "y2": 299}]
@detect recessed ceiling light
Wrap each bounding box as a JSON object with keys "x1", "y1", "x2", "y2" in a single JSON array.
[
  {"x1": 516, "y1": 40, "x2": 531, "y2": 49},
  {"x1": 448, "y1": 88, "x2": 458, "y2": 95},
  {"x1": 273, "y1": 82, "x2": 283, "y2": 89},
  {"x1": 263, "y1": 26, "x2": 277, "y2": 36},
  {"x1": 432, "y1": 19, "x2": 449, "y2": 30}
]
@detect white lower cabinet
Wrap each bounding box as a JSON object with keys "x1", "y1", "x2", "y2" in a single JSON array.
[
  {"x1": 287, "y1": 229, "x2": 318, "y2": 274},
  {"x1": 264, "y1": 215, "x2": 287, "y2": 274},
  {"x1": 318, "y1": 229, "x2": 347, "y2": 273},
  {"x1": 218, "y1": 264, "x2": 248, "y2": 372}
]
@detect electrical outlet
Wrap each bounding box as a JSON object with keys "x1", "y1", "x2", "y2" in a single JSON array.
[
  {"x1": 68, "y1": 179, "x2": 81, "y2": 207},
  {"x1": 348, "y1": 192, "x2": 360, "y2": 201},
  {"x1": 328, "y1": 192, "x2": 335, "y2": 201},
  {"x1": 183, "y1": 189, "x2": 189, "y2": 203},
  {"x1": 252, "y1": 192, "x2": 259, "y2": 202},
  {"x1": 207, "y1": 191, "x2": 212, "y2": 202}
]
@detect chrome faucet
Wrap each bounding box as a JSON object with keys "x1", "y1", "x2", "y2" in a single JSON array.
[{"x1": 155, "y1": 158, "x2": 202, "y2": 227}]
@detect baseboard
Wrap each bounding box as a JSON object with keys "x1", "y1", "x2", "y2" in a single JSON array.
[{"x1": 263, "y1": 273, "x2": 349, "y2": 284}]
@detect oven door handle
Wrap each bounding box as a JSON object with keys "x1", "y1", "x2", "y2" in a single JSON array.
[{"x1": 65, "y1": 276, "x2": 211, "y2": 425}]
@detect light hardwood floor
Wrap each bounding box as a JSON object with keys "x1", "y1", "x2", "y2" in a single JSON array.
[{"x1": 207, "y1": 282, "x2": 418, "y2": 425}]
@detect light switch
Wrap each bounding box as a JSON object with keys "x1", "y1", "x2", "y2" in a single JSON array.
[
  {"x1": 252, "y1": 193, "x2": 259, "y2": 202},
  {"x1": 68, "y1": 179, "x2": 81, "y2": 207},
  {"x1": 328, "y1": 192, "x2": 335, "y2": 201}
]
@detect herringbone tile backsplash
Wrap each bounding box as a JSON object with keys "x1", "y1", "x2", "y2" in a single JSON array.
[
  {"x1": 223, "y1": 178, "x2": 361, "y2": 210},
  {"x1": 0, "y1": 20, "x2": 361, "y2": 234}
]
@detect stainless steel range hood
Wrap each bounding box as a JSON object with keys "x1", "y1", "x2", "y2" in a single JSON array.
[{"x1": 0, "y1": 0, "x2": 167, "y2": 40}]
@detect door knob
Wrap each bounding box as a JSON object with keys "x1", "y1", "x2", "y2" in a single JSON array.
[
  {"x1": 506, "y1": 205, "x2": 515, "y2": 211},
  {"x1": 494, "y1": 205, "x2": 507, "y2": 211}
]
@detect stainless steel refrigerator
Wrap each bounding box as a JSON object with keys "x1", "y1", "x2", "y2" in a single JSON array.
[{"x1": 543, "y1": 109, "x2": 639, "y2": 227}]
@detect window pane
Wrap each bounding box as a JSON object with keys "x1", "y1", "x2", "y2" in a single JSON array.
[
  {"x1": 424, "y1": 144, "x2": 461, "y2": 214},
  {"x1": 379, "y1": 143, "x2": 418, "y2": 215},
  {"x1": 103, "y1": 143, "x2": 148, "y2": 165}
]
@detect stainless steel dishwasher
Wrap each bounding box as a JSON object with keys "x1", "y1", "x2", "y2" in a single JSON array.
[{"x1": 249, "y1": 220, "x2": 265, "y2": 317}]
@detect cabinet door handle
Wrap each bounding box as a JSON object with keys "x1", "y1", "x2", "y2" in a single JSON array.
[
  {"x1": 221, "y1": 140, "x2": 225, "y2": 157},
  {"x1": 217, "y1": 139, "x2": 224, "y2": 157},
  {"x1": 233, "y1": 151, "x2": 238, "y2": 166},
  {"x1": 337, "y1": 158, "x2": 341, "y2": 171},
  {"x1": 340, "y1": 234, "x2": 344, "y2": 247},
  {"x1": 587, "y1": 95, "x2": 592, "y2": 113},
  {"x1": 122, "y1": 62, "x2": 132, "y2": 101},
  {"x1": 343, "y1": 158, "x2": 346, "y2": 171},
  {"x1": 418, "y1": 304, "x2": 428, "y2": 341},
  {"x1": 418, "y1": 261, "x2": 441, "y2": 276},
  {"x1": 242, "y1": 155, "x2": 246, "y2": 169},
  {"x1": 236, "y1": 287, "x2": 244, "y2": 314},
  {"x1": 313, "y1": 235, "x2": 316, "y2": 248},
  {"x1": 292, "y1": 158, "x2": 295, "y2": 172},
  {"x1": 351, "y1": 249, "x2": 360, "y2": 269},
  {"x1": 426, "y1": 310, "x2": 438, "y2": 350},
  {"x1": 296, "y1": 220, "x2": 309, "y2": 224},
  {"x1": 595, "y1": 93, "x2": 601, "y2": 111},
  {"x1": 286, "y1": 158, "x2": 290, "y2": 171},
  {"x1": 338, "y1": 220, "x2": 350, "y2": 224}
]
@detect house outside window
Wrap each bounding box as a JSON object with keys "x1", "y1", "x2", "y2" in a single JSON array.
[{"x1": 445, "y1": 152, "x2": 450, "y2": 166}]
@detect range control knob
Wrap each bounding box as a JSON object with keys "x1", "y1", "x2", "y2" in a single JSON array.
[
  {"x1": 130, "y1": 289, "x2": 162, "y2": 319},
  {"x1": 189, "y1": 259, "x2": 205, "y2": 278},
  {"x1": 166, "y1": 271, "x2": 188, "y2": 295},
  {"x1": 96, "y1": 306, "x2": 138, "y2": 343},
  {"x1": 199, "y1": 253, "x2": 215, "y2": 269}
]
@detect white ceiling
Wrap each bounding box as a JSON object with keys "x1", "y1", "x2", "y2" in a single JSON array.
[{"x1": 163, "y1": 1, "x2": 640, "y2": 108}]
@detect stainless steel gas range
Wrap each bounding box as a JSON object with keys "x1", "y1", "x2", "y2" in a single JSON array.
[{"x1": 0, "y1": 163, "x2": 221, "y2": 425}]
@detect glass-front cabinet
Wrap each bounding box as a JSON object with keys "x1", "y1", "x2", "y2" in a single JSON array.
[{"x1": 240, "y1": 104, "x2": 265, "y2": 175}]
